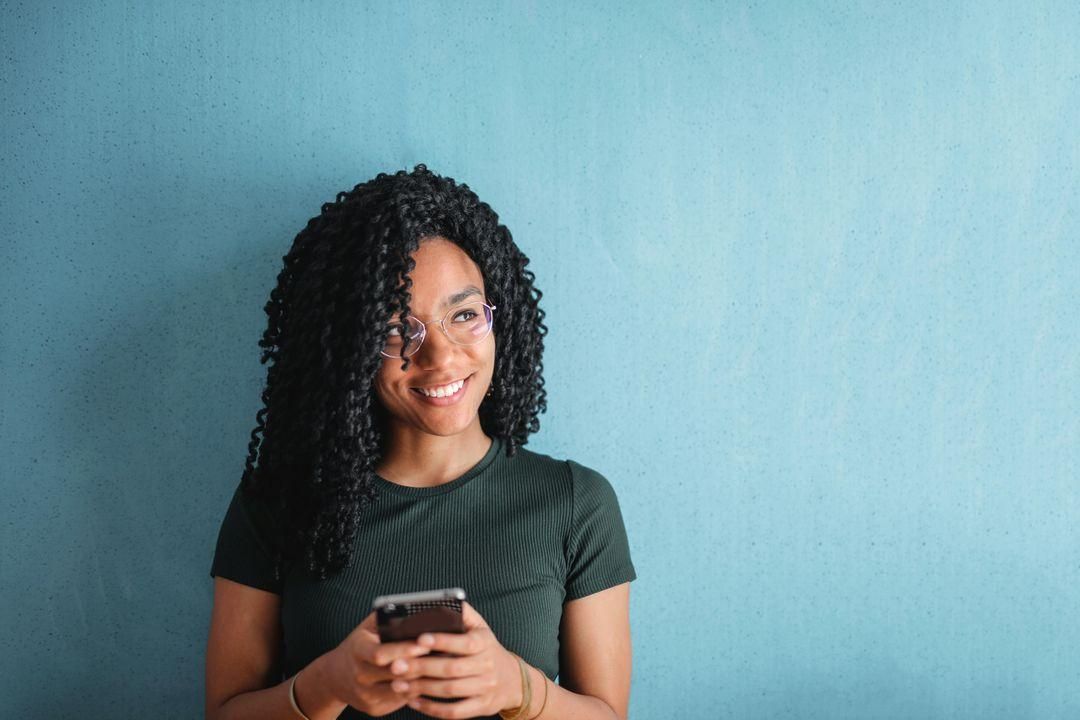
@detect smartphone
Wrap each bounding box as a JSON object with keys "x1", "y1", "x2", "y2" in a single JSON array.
[
  {"x1": 373, "y1": 586, "x2": 466, "y2": 648},
  {"x1": 373, "y1": 587, "x2": 467, "y2": 704}
]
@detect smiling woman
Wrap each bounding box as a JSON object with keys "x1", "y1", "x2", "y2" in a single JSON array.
[
  {"x1": 205, "y1": 164, "x2": 637, "y2": 720},
  {"x1": 372, "y1": 241, "x2": 497, "y2": 456}
]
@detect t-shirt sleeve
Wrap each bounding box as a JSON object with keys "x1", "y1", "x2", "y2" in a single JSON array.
[
  {"x1": 564, "y1": 460, "x2": 637, "y2": 601},
  {"x1": 209, "y1": 482, "x2": 284, "y2": 595}
]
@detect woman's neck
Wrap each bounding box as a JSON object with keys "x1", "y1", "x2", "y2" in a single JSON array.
[{"x1": 375, "y1": 423, "x2": 493, "y2": 488}]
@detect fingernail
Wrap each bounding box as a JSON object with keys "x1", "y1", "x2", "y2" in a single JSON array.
[
  {"x1": 392, "y1": 659, "x2": 407, "y2": 674},
  {"x1": 393, "y1": 680, "x2": 409, "y2": 692},
  {"x1": 419, "y1": 634, "x2": 434, "y2": 645}
]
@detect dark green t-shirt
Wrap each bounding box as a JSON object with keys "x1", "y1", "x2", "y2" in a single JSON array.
[{"x1": 209, "y1": 435, "x2": 637, "y2": 719}]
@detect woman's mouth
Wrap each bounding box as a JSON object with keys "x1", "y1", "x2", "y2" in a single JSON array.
[{"x1": 410, "y1": 373, "x2": 473, "y2": 406}]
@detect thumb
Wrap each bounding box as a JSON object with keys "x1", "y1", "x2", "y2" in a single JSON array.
[
  {"x1": 359, "y1": 609, "x2": 379, "y2": 634},
  {"x1": 460, "y1": 600, "x2": 488, "y2": 630},
  {"x1": 344, "y1": 610, "x2": 380, "y2": 646}
]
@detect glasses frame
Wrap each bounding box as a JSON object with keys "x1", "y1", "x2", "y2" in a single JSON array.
[{"x1": 380, "y1": 301, "x2": 497, "y2": 359}]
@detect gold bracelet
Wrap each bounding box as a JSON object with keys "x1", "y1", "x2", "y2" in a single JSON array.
[
  {"x1": 498, "y1": 653, "x2": 532, "y2": 720},
  {"x1": 529, "y1": 673, "x2": 550, "y2": 719},
  {"x1": 289, "y1": 670, "x2": 313, "y2": 720}
]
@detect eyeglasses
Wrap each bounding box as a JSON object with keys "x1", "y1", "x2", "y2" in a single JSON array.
[{"x1": 381, "y1": 301, "x2": 497, "y2": 359}]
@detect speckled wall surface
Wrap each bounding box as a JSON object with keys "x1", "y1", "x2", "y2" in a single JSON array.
[{"x1": 2, "y1": 2, "x2": 1078, "y2": 718}]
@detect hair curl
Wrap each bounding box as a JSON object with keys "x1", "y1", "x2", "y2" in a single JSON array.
[{"x1": 239, "y1": 164, "x2": 548, "y2": 583}]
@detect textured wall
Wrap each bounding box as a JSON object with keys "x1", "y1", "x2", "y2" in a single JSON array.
[{"x1": 2, "y1": 1, "x2": 1078, "y2": 718}]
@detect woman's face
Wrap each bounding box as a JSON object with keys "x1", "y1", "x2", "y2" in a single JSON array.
[{"x1": 373, "y1": 237, "x2": 496, "y2": 439}]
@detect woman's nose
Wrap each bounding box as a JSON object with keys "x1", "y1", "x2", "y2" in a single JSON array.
[{"x1": 413, "y1": 323, "x2": 456, "y2": 364}]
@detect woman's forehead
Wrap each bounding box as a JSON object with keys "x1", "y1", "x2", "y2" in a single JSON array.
[
  {"x1": 394, "y1": 239, "x2": 486, "y2": 313},
  {"x1": 388, "y1": 284, "x2": 485, "y2": 318}
]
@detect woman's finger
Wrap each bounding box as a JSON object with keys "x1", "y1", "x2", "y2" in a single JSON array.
[
  {"x1": 360, "y1": 679, "x2": 421, "y2": 708},
  {"x1": 359, "y1": 655, "x2": 429, "y2": 684},
  {"x1": 360, "y1": 639, "x2": 432, "y2": 667},
  {"x1": 417, "y1": 628, "x2": 487, "y2": 656},
  {"x1": 402, "y1": 674, "x2": 494, "y2": 699},
  {"x1": 405, "y1": 652, "x2": 488, "y2": 679},
  {"x1": 358, "y1": 610, "x2": 379, "y2": 632},
  {"x1": 406, "y1": 694, "x2": 490, "y2": 718},
  {"x1": 459, "y1": 601, "x2": 489, "y2": 630}
]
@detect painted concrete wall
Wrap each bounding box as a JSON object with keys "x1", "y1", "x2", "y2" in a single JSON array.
[{"x1": 2, "y1": 2, "x2": 1077, "y2": 717}]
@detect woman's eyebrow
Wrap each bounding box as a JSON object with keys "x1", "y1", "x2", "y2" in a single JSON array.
[
  {"x1": 442, "y1": 285, "x2": 482, "y2": 307},
  {"x1": 384, "y1": 286, "x2": 484, "y2": 323}
]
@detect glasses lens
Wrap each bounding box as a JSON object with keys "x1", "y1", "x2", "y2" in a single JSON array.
[
  {"x1": 381, "y1": 302, "x2": 493, "y2": 358},
  {"x1": 446, "y1": 301, "x2": 493, "y2": 346},
  {"x1": 383, "y1": 316, "x2": 424, "y2": 358}
]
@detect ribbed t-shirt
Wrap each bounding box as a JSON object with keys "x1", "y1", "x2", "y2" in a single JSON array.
[{"x1": 209, "y1": 435, "x2": 637, "y2": 719}]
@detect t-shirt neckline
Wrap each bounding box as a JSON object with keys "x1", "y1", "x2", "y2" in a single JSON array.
[{"x1": 373, "y1": 435, "x2": 502, "y2": 498}]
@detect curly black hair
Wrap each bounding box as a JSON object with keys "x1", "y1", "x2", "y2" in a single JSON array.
[{"x1": 238, "y1": 164, "x2": 548, "y2": 584}]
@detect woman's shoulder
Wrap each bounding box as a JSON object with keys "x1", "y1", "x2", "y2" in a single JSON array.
[
  {"x1": 504, "y1": 442, "x2": 618, "y2": 498},
  {"x1": 226, "y1": 480, "x2": 286, "y2": 551},
  {"x1": 500, "y1": 441, "x2": 571, "y2": 486}
]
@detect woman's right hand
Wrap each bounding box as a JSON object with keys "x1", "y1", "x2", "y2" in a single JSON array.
[{"x1": 318, "y1": 610, "x2": 433, "y2": 717}]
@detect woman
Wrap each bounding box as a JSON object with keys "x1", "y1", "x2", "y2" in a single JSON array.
[{"x1": 206, "y1": 164, "x2": 636, "y2": 720}]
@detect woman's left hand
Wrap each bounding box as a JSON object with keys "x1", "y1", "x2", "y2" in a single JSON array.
[{"x1": 388, "y1": 601, "x2": 524, "y2": 718}]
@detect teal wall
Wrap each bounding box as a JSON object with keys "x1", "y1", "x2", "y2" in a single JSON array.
[{"x1": 2, "y1": 2, "x2": 1078, "y2": 718}]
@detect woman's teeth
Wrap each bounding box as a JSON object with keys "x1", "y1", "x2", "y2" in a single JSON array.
[{"x1": 416, "y1": 378, "x2": 466, "y2": 397}]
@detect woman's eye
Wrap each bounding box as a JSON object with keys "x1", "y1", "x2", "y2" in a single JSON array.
[{"x1": 453, "y1": 310, "x2": 477, "y2": 322}]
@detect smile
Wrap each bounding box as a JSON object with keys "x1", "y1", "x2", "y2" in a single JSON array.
[{"x1": 410, "y1": 374, "x2": 473, "y2": 405}]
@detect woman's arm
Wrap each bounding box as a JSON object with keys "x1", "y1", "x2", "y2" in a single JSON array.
[
  {"x1": 212, "y1": 655, "x2": 348, "y2": 720},
  {"x1": 524, "y1": 581, "x2": 631, "y2": 720},
  {"x1": 206, "y1": 577, "x2": 349, "y2": 720}
]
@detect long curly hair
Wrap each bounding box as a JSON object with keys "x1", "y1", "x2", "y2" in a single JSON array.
[{"x1": 238, "y1": 164, "x2": 548, "y2": 584}]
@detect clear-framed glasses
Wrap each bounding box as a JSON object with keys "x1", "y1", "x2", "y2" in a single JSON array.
[{"x1": 381, "y1": 301, "x2": 497, "y2": 359}]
